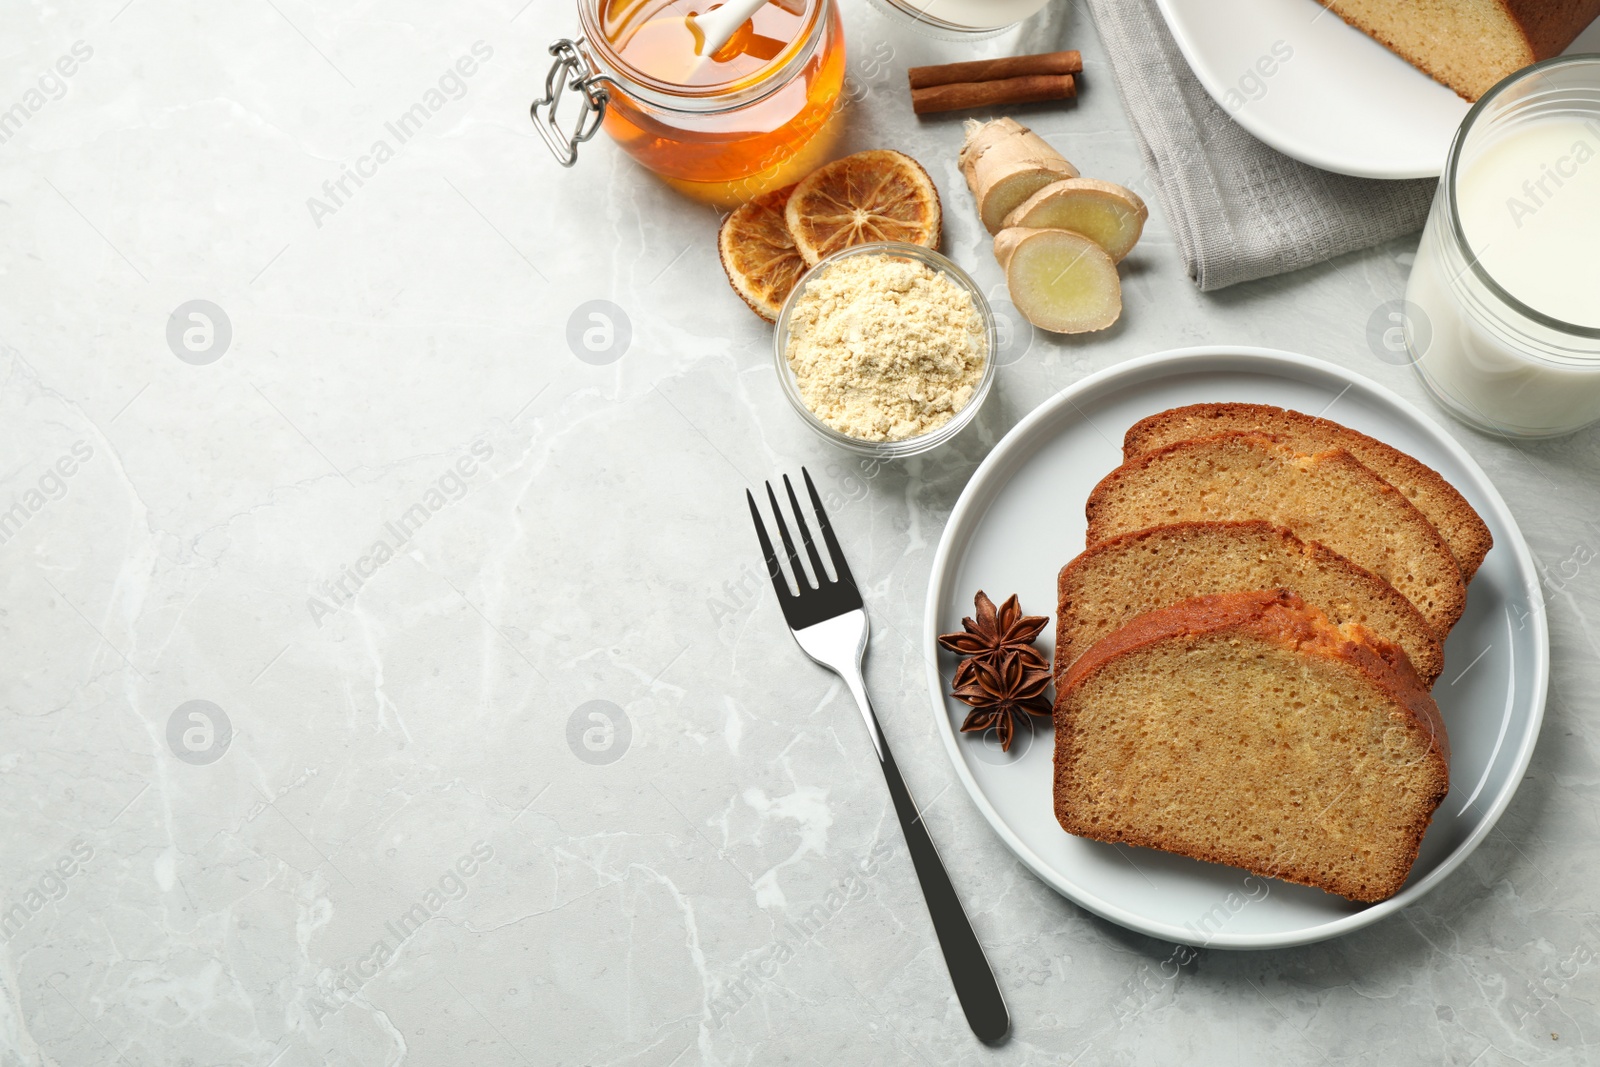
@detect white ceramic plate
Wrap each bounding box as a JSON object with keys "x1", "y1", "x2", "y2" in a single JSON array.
[
  {"x1": 1153, "y1": 0, "x2": 1600, "y2": 179},
  {"x1": 923, "y1": 348, "x2": 1548, "y2": 948}
]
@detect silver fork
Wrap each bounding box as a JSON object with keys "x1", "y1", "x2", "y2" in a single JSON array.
[{"x1": 746, "y1": 469, "x2": 1010, "y2": 1045}]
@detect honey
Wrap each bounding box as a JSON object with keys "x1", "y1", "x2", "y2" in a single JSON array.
[
  {"x1": 600, "y1": 0, "x2": 814, "y2": 88},
  {"x1": 569, "y1": 0, "x2": 846, "y2": 199}
]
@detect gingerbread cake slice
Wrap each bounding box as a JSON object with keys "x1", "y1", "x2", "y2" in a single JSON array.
[
  {"x1": 1086, "y1": 431, "x2": 1466, "y2": 637},
  {"x1": 1123, "y1": 402, "x2": 1492, "y2": 581},
  {"x1": 1056, "y1": 521, "x2": 1444, "y2": 685},
  {"x1": 1316, "y1": 0, "x2": 1600, "y2": 102},
  {"x1": 1054, "y1": 590, "x2": 1450, "y2": 903}
]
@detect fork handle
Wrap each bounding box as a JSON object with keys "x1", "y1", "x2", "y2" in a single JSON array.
[{"x1": 856, "y1": 688, "x2": 1010, "y2": 1044}]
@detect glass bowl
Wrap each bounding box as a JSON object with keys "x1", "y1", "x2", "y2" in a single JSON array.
[{"x1": 772, "y1": 242, "x2": 997, "y2": 459}]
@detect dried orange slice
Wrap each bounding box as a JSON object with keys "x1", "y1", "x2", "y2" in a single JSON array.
[
  {"x1": 718, "y1": 184, "x2": 806, "y2": 321},
  {"x1": 785, "y1": 150, "x2": 942, "y2": 267}
]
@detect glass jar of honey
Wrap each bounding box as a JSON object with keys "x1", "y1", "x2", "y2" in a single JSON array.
[{"x1": 533, "y1": 0, "x2": 846, "y2": 202}]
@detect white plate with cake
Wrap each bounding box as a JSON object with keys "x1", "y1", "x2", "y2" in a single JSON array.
[
  {"x1": 1151, "y1": 0, "x2": 1600, "y2": 179},
  {"x1": 923, "y1": 347, "x2": 1546, "y2": 948}
]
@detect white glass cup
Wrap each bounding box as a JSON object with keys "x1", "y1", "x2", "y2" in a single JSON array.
[{"x1": 1404, "y1": 55, "x2": 1600, "y2": 438}]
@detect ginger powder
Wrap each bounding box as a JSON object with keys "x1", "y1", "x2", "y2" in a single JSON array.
[{"x1": 785, "y1": 254, "x2": 987, "y2": 442}]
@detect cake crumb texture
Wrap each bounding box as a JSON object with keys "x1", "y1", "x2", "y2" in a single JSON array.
[
  {"x1": 1122, "y1": 402, "x2": 1493, "y2": 581},
  {"x1": 1086, "y1": 430, "x2": 1467, "y2": 637},
  {"x1": 1318, "y1": 0, "x2": 1600, "y2": 100},
  {"x1": 1054, "y1": 590, "x2": 1450, "y2": 903},
  {"x1": 1055, "y1": 520, "x2": 1445, "y2": 684}
]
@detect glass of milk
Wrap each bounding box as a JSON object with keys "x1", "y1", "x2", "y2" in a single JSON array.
[{"x1": 1405, "y1": 55, "x2": 1600, "y2": 438}]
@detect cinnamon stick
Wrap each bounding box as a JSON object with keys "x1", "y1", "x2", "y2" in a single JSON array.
[
  {"x1": 911, "y1": 74, "x2": 1076, "y2": 116},
  {"x1": 908, "y1": 50, "x2": 1082, "y2": 91}
]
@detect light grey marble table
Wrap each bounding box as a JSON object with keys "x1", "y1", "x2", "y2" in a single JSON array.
[{"x1": 2, "y1": 1, "x2": 1597, "y2": 1064}]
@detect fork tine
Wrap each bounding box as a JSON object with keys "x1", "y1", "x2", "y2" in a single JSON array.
[
  {"x1": 765, "y1": 481, "x2": 811, "y2": 590},
  {"x1": 802, "y1": 467, "x2": 856, "y2": 590},
  {"x1": 747, "y1": 489, "x2": 791, "y2": 599},
  {"x1": 783, "y1": 474, "x2": 830, "y2": 584}
]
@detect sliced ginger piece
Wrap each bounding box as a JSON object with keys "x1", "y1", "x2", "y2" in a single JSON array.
[
  {"x1": 1002, "y1": 178, "x2": 1148, "y2": 261},
  {"x1": 719, "y1": 183, "x2": 805, "y2": 321},
  {"x1": 785, "y1": 150, "x2": 942, "y2": 267},
  {"x1": 959, "y1": 118, "x2": 1080, "y2": 234},
  {"x1": 995, "y1": 227, "x2": 1121, "y2": 334}
]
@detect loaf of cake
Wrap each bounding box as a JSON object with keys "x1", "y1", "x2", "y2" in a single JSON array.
[
  {"x1": 1319, "y1": 0, "x2": 1599, "y2": 100},
  {"x1": 1124, "y1": 403, "x2": 1493, "y2": 581},
  {"x1": 1056, "y1": 521, "x2": 1444, "y2": 685},
  {"x1": 1054, "y1": 590, "x2": 1450, "y2": 903},
  {"x1": 1086, "y1": 431, "x2": 1466, "y2": 637}
]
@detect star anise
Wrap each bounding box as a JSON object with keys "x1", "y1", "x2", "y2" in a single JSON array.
[
  {"x1": 938, "y1": 590, "x2": 1049, "y2": 688},
  {"x1": 950, "y1": 650, "x2": 1053, "y2": 752}
]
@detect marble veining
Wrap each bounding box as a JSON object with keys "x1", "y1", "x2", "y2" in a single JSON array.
[{"x1": 2, "y1": 0, "x2": 1598, "y2": 1064}]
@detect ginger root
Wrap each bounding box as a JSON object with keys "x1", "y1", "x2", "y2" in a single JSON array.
[
  {"x1": 959, "y1": 118, "x2": 1079, "y2": 234},
  {"x1": 1002, "y1": 178, "x2": 1148, "y2": 262},
  {"x1": 994, "y1": 227, "x2": 1121, "y2": 334}
]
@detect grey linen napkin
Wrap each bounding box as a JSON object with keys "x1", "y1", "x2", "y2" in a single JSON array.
[{"x1": 1084, "y1": 0, "x2": 1437, "y2": 290}]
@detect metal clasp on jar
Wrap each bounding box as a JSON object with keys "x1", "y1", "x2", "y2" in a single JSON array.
[{"x1": 531, "y1": 38, "x2": 613, "y2": 167}]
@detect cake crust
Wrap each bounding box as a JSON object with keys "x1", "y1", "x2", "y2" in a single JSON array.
[
  {"x1": 1055, "y1": 590, "x2": 1450, "y2": 903},
  {"x1": 1504, "y1": 0, "x2": 1600, "y2": 61}
]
